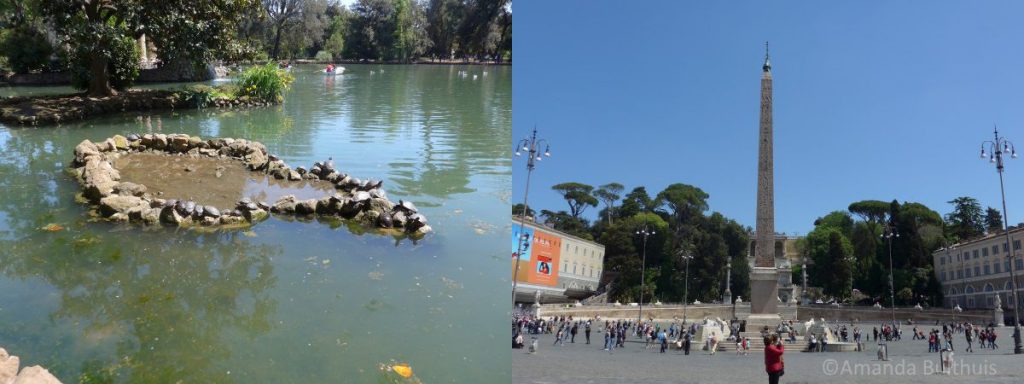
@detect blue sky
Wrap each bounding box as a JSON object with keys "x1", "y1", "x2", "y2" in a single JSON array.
[{"x1": 513, "y1": 0, "x2": 1024, "y2": 235}]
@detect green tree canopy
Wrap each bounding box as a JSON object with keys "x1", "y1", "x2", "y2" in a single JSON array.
[
  {"x1": 42, "y1": 0, "x2": 259, "y2": 96},
  {"x1": 945, "y1": 196, "x2": 985, "y2": 242},
  {"x1": 985, "y1": 206, "x2": 1003, "y2": 234},
  {"x1": 551, "y1": 182, "x2": 598, "y2": 219},
  {"x1": 593, "y1": 182, "x2": 624, "y2": 225}
]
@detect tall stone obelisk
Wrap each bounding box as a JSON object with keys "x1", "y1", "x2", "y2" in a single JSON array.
[{"x1": 749, "y1": 42, "x2": 781, "y2": 328}]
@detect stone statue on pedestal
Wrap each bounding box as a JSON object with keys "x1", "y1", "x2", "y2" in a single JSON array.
[{"x1": 994, "y1": 293, "x2": 1005, "y2": 327}]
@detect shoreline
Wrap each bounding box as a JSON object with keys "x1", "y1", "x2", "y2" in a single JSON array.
[{"x1": 0, "y1": 89, "x2": 272, "y2": 126}]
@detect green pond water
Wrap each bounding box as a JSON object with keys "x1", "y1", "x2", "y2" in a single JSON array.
[{"x1": 0, "y1": 64, "x2": 511, "y2": 383}]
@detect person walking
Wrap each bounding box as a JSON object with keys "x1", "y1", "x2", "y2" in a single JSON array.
[
  {"x1": 570, "y1": 323, "x2": 578, "y2": 343},
  {"x1": 585, "y1": 321, "x2": 591, "y2": 344},
  {"x1": 683, "y1": 331, "x2": 691, "y2": 355},
  {"x1": 764, "y1": 334, "x2": 785, "y2": 384},
  {"x1": 603, "y1": 326, "x2": 614, "y2": 351},
  {"x1": 658, "y1": 329, "x2": 668, "y2": 353},
  {"x1": 965, "y1": 327, "x2": 974, "y2": 353}
]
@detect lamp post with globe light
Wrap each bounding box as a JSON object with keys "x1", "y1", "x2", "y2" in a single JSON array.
[
  {"x1": 980, "y1": 125, "x2": 1022, "y2": 354},
  {"x1": 511, "y1": 127, "x2": 550, "y2": 311},
  {"x1": 636, "y1": 225, "x2": 655, "y2": 324},
  {"x1": 881, "y1": 224, "x2": 899, "y2": 327}
]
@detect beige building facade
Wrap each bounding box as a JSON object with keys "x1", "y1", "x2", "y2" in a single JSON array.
[{"x1": 933, "y1": 227, "x2": 1024, "y2": 310}]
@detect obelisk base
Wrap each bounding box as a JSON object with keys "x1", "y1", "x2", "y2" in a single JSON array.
[{"x1": 746, "y1": 267, "x2": 781, "y2": 331}]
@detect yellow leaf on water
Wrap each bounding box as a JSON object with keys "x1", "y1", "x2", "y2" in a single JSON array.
[
  {"x1": 391, "y1": 364, "x2": 412, "y2": 378},
  {"x1": 41, "y1": 223, "x2": 64, "y2": 232}
]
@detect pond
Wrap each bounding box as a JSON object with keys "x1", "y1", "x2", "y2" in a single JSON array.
[{"x1": 0, "y1": 64, "x2": 511, "y2": 383}]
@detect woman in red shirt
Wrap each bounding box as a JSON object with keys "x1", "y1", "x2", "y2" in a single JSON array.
[{"x1": 764, "y1": 334, "x2": 785, "y2": 384}]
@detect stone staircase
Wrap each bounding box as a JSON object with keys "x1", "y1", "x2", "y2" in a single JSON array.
[{"x1": 702, "y1": 332, "x2": 805, "y2": 352}]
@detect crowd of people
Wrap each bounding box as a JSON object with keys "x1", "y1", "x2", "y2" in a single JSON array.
[{"x1": 914, "y1": 322, "x2": 999, "y2": 353}]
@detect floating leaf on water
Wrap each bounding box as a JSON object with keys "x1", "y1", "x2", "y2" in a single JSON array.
[
  {"x1": 322, "y1": 259, "x2": 331, "y2": 265},
  {"x1": 40, "y1": 223, "x2": 64, "y2": 232},
  {"x1": 392, "y1": 364, "x2": 412, "y2": 378},
  {"x1": 242, "y1": 230, "x2": 257, "y2": 237},
  {"x1": 368, "y1": 271, "x2": 384, "y2": 280}
]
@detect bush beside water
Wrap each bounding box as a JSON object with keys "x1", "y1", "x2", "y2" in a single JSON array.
[
  {"x1": 180, "y1": 63, "x2": 292, "y2": 108},
  {"x1": 236, "y1": 63, "x2": 294, "y2": 103}
]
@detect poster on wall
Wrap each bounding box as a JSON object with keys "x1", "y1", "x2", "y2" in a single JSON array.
[
  {"x1": 526, "y1": 230, "x2": 560, "y2": 286},
  {"x1": 512, "y1": 223, "x2": 534, "y2": 282}
]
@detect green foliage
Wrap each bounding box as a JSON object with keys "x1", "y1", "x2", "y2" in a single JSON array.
[
  {"x1": 655, "y1": 183, "x2": 709, "y2": 222},
  {"x1": 181, "y1": 84, "x2": 234, "y2": 108},
  {"x1": 945, "y1": 196, "x2": 985, "y2": 242},
  {"x1": 985, "y1": 207, "x2": 1003, "y2": 234},
  {"x1": 43, "y1": 0, "x2": 258, "y2": 95},
  {"x1": 617, "y1": 187, "x2": 654, "y2": 218},
  {"x1": 814, "y1": 211, "x2": 854, "y2": 234},
  {"x1": 314, "y1": 50, "x2": 333, "y2": 61},
  {"x1": 236, "y1": 63, "x2": 295, "y2": 103},
  {"x1": 593, "y1": 182, "x2": 624, "y2": 224},
  {"x1": 551, "y1": 182, "x2": 598, "y2": 219},
  {"x1": 806, "y1": 226, "x2": 854, "y2": 300},
  {"x1": 67, "y1": 32, "x2": 140, "y2": 92},
  {"x1": 848, "y1": 200, "x2": 890, "y2": 223},
  {"x1": 0, "y1": 25, "x2": 52, "y2": 73},
  {"x1": 512, "y1": 203, "x2": 535, "y2": 220}
]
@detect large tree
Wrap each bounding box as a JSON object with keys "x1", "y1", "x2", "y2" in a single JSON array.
[
  {"x1": 512, "y1": 203, "x2": 535, "y2": 220},
  {"x1": 945, "y1": 196, "x2": 985, "y2": 242},
  {"x1": 593, "y1": 182, "x2": 624, "y2": 225},
  {"x1": 985, "y1": 206, "x2": 1004, "y2": 234},
  {"x1": 551, "y1": 182, "x2": 598, "y2": 219},
  {"x1": 43, "y1": 0, "x2": 258, "y2": 96},
  {"x1": 805, "y1": 226, "x2": 854, "y2": 300}
]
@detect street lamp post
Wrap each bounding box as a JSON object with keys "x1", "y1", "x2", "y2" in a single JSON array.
[
  {"x1": 636, "y1": 225, "x2": 655, "y2": 325},
  {"x1": 511, "y1": 127, "x2": 550, "y2": 311},
  {"x1": 681, "y1": 252, "x2": 694, "y2": 325},
  {"x1": 724, "y1": 260, "x2": 732, "y2": 304},
  {"x1": 801, "y1": 256, "x2": 809, "y2": 305},
  {"x1": 882, "y1": 224, "x2": 899, "y2": 327},
  {"x1": 980, "y1": 126, "x2": 1023, "y2": 354}
]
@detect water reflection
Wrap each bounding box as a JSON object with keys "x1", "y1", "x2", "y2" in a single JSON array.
[
  {"x1": 0, "y1": 65, "x2": 510, "y2": 383},
  {"x1": 0, "y1": 230, "x2": 278, "y2": 383}
]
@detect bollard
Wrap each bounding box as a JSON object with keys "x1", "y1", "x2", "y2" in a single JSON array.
[
  {"x1": 939, "y1": 348, "x2": 953, "y2": 374},
  {"x1": 877, "y1": 342, "x2": 888, "y2": 361}
]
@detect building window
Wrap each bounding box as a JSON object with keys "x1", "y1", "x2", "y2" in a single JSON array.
[
  {"x1": 966, "y1": 268, "x2": 972, "y2": 278},
  {"x1": 1017, "y1": 259, "x2": 1024, "y2": 270},
  {"x1": 974, "y1": 266, "x2": 981, "y2": 276},
  {"x1": 941, "y1": 271, "x2": 946, "y2": 281},
  {"x1": 985, "y1": 265, "x2": 991, "y2": 275},
  {"x1": 572, "y1": 263, "x2": 577, "y2": 275},
  {"x1": 974, "y1": 250, "x2": 979, "y2": 259},
  {"x1": 957, "y1": 270, "x2": 963, "y2": 279},
  {"x1": 985, "y1": 247, "x2": 990, "y2": 257},
  {"x1": 996, "y1": 263, "x2": 1001, "y2": 274},
  {"x1": 1005, "y1": 243, "x2": 1010, "y2": 253},
  {"x1": 1016, "y1": 240, "x2": 1022, "y2": 250},
  {"x1": 993, "y1": 245, "x2": 1000, "y2": 255},
  {"x1": 1006, "y1": 260, "x2": 1012, "y2": 272},
  {"x1": 941, "y1": 257, "x2": 946, "y2": 265},
  {"x1": 563, "y1": 262, "x2": 568, "y2": 272}
]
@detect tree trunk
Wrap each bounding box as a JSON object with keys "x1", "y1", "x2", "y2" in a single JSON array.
[
  {"x1": 272, "y1": 23, "x2": 284, "y2": 60},
  {"x1": 88, "y1": 51, "x2": 115, "y2": 96}
]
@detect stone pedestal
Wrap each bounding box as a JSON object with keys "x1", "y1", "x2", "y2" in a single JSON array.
[
  {"x1": 747, "y1": 267, "x2": 781, "y2": 331},
  {"x1": 750, "y1": 267, "x2": 779, "y2": 315},
  {"x1": 994, "y1": 308, "x2": 1005, "y2": 327}
]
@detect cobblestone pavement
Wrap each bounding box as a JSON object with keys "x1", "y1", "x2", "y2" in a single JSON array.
[{"x1": 512, "y1": 327, "x2": 1024, "y2": 383}]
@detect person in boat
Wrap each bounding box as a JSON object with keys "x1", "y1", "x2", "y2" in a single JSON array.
[{"x1": 326, "y1": 63, "x2": 335, "y2": 73}]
